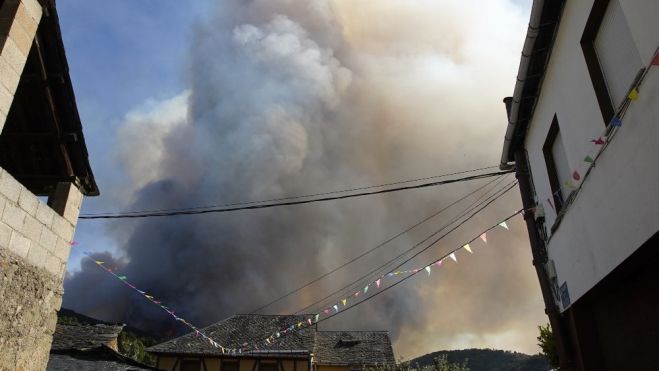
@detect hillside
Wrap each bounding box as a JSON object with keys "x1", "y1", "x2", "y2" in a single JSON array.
[{"x1": 406, "y1": 349, "x2": 551, "y2": 371}]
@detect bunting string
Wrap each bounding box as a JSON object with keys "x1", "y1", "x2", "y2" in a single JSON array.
[{"x1": 540, "y1": 46, "x2": 659, "y2": 229}]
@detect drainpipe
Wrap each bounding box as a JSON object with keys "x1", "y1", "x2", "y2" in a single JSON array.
[
  {"x1": 500, "y1": 0, "x2": 545, "y2": 170},
  {"x1": 513, "y1": 149, "x2": 574, "y2": 370}
]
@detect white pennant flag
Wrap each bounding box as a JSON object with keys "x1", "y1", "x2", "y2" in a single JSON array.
[
  {"x1": 449, "y1": 252, "x2": 457, "y2": 262},
  {"x1": 463, "y1": 244, "x2": 473, "y2": 253},
  {"x1": 499, "y1": 221, "x2": 509, "y2": 230},
  {"x1": 425, "y1": 266, "x2": 431, "y2": 275}
]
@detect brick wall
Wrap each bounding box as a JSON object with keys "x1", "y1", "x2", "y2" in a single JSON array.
[{"x1": 0, "y1": 168, "x2": 83, "y2": 371}]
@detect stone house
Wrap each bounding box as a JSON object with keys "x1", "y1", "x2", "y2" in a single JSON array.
[
  {"x1": 47, "y1": 322, "x2": 156, "y2": 371},
  {"x1": 0, "y1": 0, "x2": 98, "y2": 370},
  {"x1": 147, "y1": 314, "x2": 395, "y2": 371}
]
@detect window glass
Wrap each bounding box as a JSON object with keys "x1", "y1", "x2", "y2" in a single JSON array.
[
  {"x1": 551, "y1": 130, "x2": 571, "y2": 203},
  {"x1": 594, "y1": 0, "x2": 642, "y2": 109},
  {"x1": 223, "y1": 361, "x2": 240, "y2": 371},
  {"x1": 180, "y1": 359, "x2": 202, "y2": 371}
]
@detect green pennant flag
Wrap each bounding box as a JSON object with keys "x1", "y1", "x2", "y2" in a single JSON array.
[
  {"x1": 118, "y1": 276, "x2": 127, "y2": 280},
  {"x1": 584, "y1": 155, "x2": 594, "y2": 163}
]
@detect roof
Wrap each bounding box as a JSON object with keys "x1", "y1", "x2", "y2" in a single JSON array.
[
  {"x1": 500, "y1": 0, "x2": 565, "y2": 166},
  {"x1": 0, "y1": 0, "x2": 98, "y2": 196},
  {"x1": 48, "y1": 346, "x2": 156, "y2": 371},
  {"x1": 313, "y1": 331, "x2": 396, "y2": 366},
  {"x1": 51, "y1": 324, "x2": 124, "y2": 351},
  {"x1": 147, "y1": 314, "x2": 316, "y2": 357}
]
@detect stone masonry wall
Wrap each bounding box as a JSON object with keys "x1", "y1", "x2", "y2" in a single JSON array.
[{"x1": 0, "y1": 169, "x2": 83, "y2": 371}]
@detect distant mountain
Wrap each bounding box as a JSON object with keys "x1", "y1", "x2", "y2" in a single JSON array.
[{"x1": 405, "y1": 349, "x2": 551, "y2": 371}]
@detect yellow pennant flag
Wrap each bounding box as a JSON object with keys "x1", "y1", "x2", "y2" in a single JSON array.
[
  {"x1": 628, "y1": 88, "x2": 639, "y2": 100},
  {"x1": 463, "y1": 244, "x2": 473, "y2": 253},
  {"x1": 341, "y1": 298, "x2": 347, "y2": 306}
]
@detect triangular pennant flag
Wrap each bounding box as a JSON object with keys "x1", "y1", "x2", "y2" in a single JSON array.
[
  {"x1": 394, "y1": 271, "x2": 401, "y2": 276},
  {"x1": 333, "y1": 305, "x2": 339, "y2": 312},
  {"x1": 297, "y1": 322, "x2": 302, "y2": 328},
  {"x1": 307, "y1": 318, "x2": 313, "y2": 325},
  {"x1": 353, "y1": 291, "x2": 360, "y2": 297},
  {"x1": 94, "y1": 261, "x2": 104, "y2": 265},
  {"x1": 591, "y1": 137, "x2": 605, "y2": 145},
  {"x1": 118, "y1": 276, "x2": 127, "y2": 280},
  {"x1": 652, "y1": 51, "x2": 659, "y2": 66},
  {"x1": 449, "y1": 252, "x2": 457, "y2": 262},
  {"x1": 323, "y1": 308, "x2": 331, "y2": 314},
  {"x1": 387, "y1": 272, "x2": 394, "y2": 277},
  {"x1": 610, "y1": 117, "x2": 622, "y2": 127},
  {"x1": 628, "y1": 88, "x2": 639, "y2": 100},
  {"x1": 276, "y1": 332, "x2": 280, "y2": 338},
  {"x1": 584, "y1": 155, "x2": 594, "y2": 163},
  {"x1": 564, "y1": 180, "x2": 575, "y2": 189},
  {"x1": 363, "y1": 285, "x2": 369, "y2": 294},
  {"x1": 315, "y1": 314, "x2": 319, "y2": 322},
  {"x1": 375, "y1": 279, "x2": 382, "y2": 288},
  {"x1": 499, "y1": 221, "x2": 509, "y2": 230},
  {"x1": 341, "y1": 298, "x2": 347, "y2": 306},
  {"x1": 463, "y1": 244, "x2": 473, "y2": 253},
  {"x1": 145, "y1": 295, "x2": 154, "y2": 300},
  {"x1": 69, "y1": 241, "x2": 79, "y2": 246},
  {"x1": 425, "y1": 266, "x2": 431, "y2": 275},
  {"x1": 435, "y1": 259, "x2": 443, "y2": 267},
  {"x1": 572, "y1": 170, "x2": 581, "y2": 181},
  {"x1": 480, "y1": 233, "x2": 487, "y2": 243}
]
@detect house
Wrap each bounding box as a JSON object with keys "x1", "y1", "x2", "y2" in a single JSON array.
[
  {"x1": 0, "y1": 0, "x2": 98, "y2": 370},
  {"x1": 147, "y1": 314, "x2": 396, "y2": 371},
  {"x1": 499, "y1": 0, "x2": 659, "y2": 370},
  {"x1": 47, "y1": 322, "x2": 157, "y2": 370}
]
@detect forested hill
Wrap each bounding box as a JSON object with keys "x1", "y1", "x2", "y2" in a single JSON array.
[{"x1": 405, "y1": 349, "x2": 552, "y2": 371}]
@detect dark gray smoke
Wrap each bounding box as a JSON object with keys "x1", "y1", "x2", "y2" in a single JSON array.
[{"x1": 64, "y1": 0, "x2": 546, "y2": 358}]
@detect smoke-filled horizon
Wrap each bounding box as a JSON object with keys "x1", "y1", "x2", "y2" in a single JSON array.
[{"x1": 64, "y1": 0, "x2": 546, "y2": 359}]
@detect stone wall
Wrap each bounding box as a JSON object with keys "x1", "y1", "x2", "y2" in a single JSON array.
[{"x1": 0, "y1": 169, "x2": 83, "y2": 371}]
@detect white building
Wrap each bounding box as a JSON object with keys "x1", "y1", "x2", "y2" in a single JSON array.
[{"x1": 500, "y1": 0, "x2": 659, "y2": 369}]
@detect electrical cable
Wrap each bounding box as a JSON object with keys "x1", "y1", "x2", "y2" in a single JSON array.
[
  {"x1": 295, "y1": 179, "x2": 518, "y2": 315},
  {"x1": 79, "y1": 170, "x2": 513, "y2": 220},
  {"x1": 248, "y1": 174, "x2": 506, "y2": 314}
]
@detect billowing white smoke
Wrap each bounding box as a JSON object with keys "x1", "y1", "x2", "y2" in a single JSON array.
[{"x1": 65, "y1": 0, "x2": 546, "y2": 358}]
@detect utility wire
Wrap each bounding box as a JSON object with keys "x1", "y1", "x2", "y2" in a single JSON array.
[
  {"x1": 295, "y1": 179, "x2": 518, "y2": 314},
  {"x1": 79, "y1": 170, "x2": 513, "y2": 220},
  {"x1": 311, "y1": 209, "x2": 524, "y2": 328},
  {"x1": 248, "y1": 174, "x2": 505, "y2": 314},
  {"x1": 82, "y1": 166, "x2": 500, "y2": 217},
  {"x1": 292, "y1": 175, "x2": 514, "y2": 315}
]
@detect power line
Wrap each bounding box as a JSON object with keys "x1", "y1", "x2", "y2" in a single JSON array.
[
  {"x1": 291, "y1": 175, "x2": 514, "y2": 315},
  {"x1": 248, "y1": 174, "x2": 506, "y2": 314},
  {"x1": 294, "y1": 179, "x2": 518, "y2": 315},
  {"x1": 82, "y1": 165, "x2": 500, "y2": 217},
  {"x1": 79, "y1": 170, "x2": 512, "y2": 220}
]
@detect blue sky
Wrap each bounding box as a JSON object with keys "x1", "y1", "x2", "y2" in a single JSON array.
[{"x1": 59, "y1": 0, "x2": 214, "y2": 267}]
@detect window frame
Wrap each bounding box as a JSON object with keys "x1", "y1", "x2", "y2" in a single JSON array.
[{"x1": 543, "y1": 115, "x2": 565, "y2": 213}]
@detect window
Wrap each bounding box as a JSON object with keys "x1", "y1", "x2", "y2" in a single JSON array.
[
  {"x1": 582, "y1": 0, "x2": 643, "y2": 123},
  {"x1": 222, "y1": 360, "x2": 240, "y2": 371},
  {"x1": 180, "y1": 359, "x2": 202, "y2": 371},
  {"x1": 543, "y1": 116, "x2": 571, "y2": 212}
]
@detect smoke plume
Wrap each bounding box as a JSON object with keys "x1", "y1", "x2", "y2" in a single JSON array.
[{"x1": 64, "y1": 0, "x2": 547, "y2": 359}]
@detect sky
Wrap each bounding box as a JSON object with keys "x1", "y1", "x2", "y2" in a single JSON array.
[{"x1": 56, "y1": 0, "x2": 546, "y2": 360}]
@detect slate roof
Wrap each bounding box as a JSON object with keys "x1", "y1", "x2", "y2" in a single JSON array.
[
  {"x1": 313, "y1": 331, "x2": 395, "y2": 366},
  {"x1": 48, "y1": 347, "x2": 156, "y2": 371},
  {"x1": 147, "y1": 314, "x2": 316, "y2": 357},
  {"x1": 51, "y1": 324, "x2": 124, "y2": 351}
]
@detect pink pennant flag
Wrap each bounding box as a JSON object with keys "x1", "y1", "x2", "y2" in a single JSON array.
[
  {"x1": 480, "y1": 233, "x2": 487, "y2": 243},
  {"x1": 463, "y1": 244, "x2": 473, "y2": 253},
  {"x1": 449, "y1": 252, "x2": 457, "y2": 262},
  {"x1": 353, "y1": 291, "x2": 360, "y2": 297},
  {"x1": 307, "y1": 318, "x2": 312, "y2": 325},
  {"x1": 323, "y1": 308, "x2": 331, "y2": 314},
  {"x1": 435, "y1": 259, "x2": 443, "y2": 267},
  {"x1": 652, "y1": 51, "x2": 659, "y2": 66},
  {"x1": 69, "y1": 241, "x2": 79, "y2": 246},
  {"x1": 591, "y1": 137, "x2": 605, "y2": 145},
  {"x1": 376, "y1": 279, "x2": 382, "y2": 288}
]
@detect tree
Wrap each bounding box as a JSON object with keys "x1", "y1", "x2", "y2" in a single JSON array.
[{"x1": 537, "y1": 323, "x2": 559, "y2": 368}]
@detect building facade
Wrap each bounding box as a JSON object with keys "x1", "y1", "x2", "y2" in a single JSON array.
[
  {"x1": 147, "y1": 315, "x2": 395, "y2": 371},
  {"x1": 500, "y1": 0, "x2": 659, "y2": 369},
  {"x1": 0, "y1": 0, "x2": 98, "y2": 370}
]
